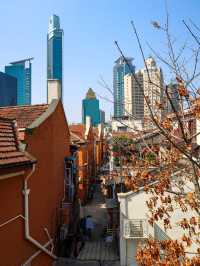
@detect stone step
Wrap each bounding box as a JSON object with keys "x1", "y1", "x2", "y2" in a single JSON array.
[
  {"x1": 53, "y1": 258, "x2": 120, "y2": 266},
  {"x1": 77, "y1": 241, "x2": 119, "y2": 261}
]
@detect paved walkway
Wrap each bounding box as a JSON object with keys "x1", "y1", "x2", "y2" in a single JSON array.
[
  {"x1": 54, "y1": 258, "x2": 120, "y2": 266},
  {"x1": 54, "y1": 183, "x2": 120, "y2": 266},
  {"x1": 77, "y1": 184, "x2": 119, "y2": 262}
]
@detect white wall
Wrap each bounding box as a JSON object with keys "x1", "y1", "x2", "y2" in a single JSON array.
[
  {"x1": 47, "y1": 79, "x2": 61, "y2": 104},
  {"x1": 112, "y1": 119, "x2": 143, "y2": 132},
  {"x1": 118, "y1": 190, "x2": 154, "y2": 266}
]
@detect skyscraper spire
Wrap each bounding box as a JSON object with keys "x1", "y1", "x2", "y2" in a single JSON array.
[
  {"x1": 48, "y1": 14, "x2": 60, "y2": 35},
  {"x1": 47, "y1": 15, "x2": 63, "y2": 102}
]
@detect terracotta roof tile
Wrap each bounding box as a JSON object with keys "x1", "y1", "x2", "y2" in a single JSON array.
[
  {"x1": 0, "y1": 104, "x2": 48, "y2": 128},
  {"x1": 0, "y1": 118, "x2": 36, "y2": 168},
  {"x1": 70, "y1": 131, "x2": 85, "y2": 144},
  {"x1": 69, "y1": 124, "x2": 86, "y2": 140}
]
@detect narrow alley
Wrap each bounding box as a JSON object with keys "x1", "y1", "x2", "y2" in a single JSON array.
[{"x1": 55, "y1": 182, "x2": 120, "y2": 266}]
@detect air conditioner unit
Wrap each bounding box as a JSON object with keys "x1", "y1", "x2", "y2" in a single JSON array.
[{"x1": 123, "y1": 219, "x2": 148, "y2": 239}]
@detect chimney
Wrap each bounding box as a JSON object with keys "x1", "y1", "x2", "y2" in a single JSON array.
[
  {"x1": 98, "y1": 123, "x2": 104, "y2": 138},
  {"x1": 47, "y1": 79, "x2": 61, "y2": 104},
  {"x1": 85, "y1": 116, "x2": 91, "y2": 138}
]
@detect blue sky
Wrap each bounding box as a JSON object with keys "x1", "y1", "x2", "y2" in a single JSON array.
[{"x1": 0, "y1": 0, "x2": 200, "y2": 122}]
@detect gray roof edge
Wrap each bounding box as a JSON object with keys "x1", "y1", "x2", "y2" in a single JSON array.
[
  {"x1": 118, "y1": 180, "x2": 158, "y2": 199},
  {"x1": 27, "y1": 99, "x2": 59, "y2": 130}
]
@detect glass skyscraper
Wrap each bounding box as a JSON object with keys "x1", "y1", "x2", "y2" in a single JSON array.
[
  {"x1": 5, "y1": 58, "x2": 33, "y2": 105},
  {"x1": 47, "y1": 15, "x2": 63, "y2": 101},
  {"x1": 0, "y1": 72, "x2": 17, "y2": 107},
  {"x1": 113, "y1": 56, "x2": 135, "y2": 117},
  {"x1": 82, "y1": 88, "x2": 100, "y2": 126}
]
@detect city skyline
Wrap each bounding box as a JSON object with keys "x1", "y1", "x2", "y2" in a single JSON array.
[
  {"x1": 0, "y1": 2, "x2": 200, "y2": 265},
  {"x1": 0, "y1": 0, "x2": 199, "y2": 122}
]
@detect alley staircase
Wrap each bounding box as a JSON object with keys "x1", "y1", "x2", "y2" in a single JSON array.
[{"x1": 54, "y1": 183, "x2": 120, "y2": 266}]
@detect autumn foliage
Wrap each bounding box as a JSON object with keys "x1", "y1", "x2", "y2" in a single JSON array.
[{"x1": 108, "y1": 15, "x2": 200, "y2": 265}]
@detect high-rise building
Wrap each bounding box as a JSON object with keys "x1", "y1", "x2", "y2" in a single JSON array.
[
  {"x1": 0, "y1": 72, "x2": 17, "y2": 107},
  {"x1": 165, "y1": 83, "x2": 180, "y2": 113},
  {"x1": 5, "y1": 58, "x2": 33, "y2": 105},
  {"x1": 47, "y1": 15, "x2": 63, "y2": 102},
  {"x1": 124, "y1": 71, "x2": 144, "y2": 119},
  {"x1": 141, "y1": 57, "x2": 164, "y2": 121},
  {"x1": 100, "y1": 109, "x2": 106, "y2": 124},
  {"x1": 113, "y1": 56, "x2": 135, "y2": 118},
  {"x1": 82, "y1": 88, "x2": 100, "y2": 126}
]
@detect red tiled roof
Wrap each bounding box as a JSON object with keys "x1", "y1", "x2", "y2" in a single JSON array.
[
  {"x1": 0, "y1": 118, "x2": 36, "y2": 168},
  {"x1": 0, "y1": 104, "x2": 48, "y2": 128},
  {"x1": 69, "y1": 124, "x2": 86, "y2": 140},
  {"x1": 70, "y1": 131, "x2": 85, "y2": 144}
]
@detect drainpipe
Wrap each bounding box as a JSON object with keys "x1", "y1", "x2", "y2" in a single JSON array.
[
  {"x1": 23, "y1": 164, "x2": 57, "y2": 260},
  {"x1": 22, "y1": 240, "x2": 53, "y2": 266},
  {"x1": 66, "y1": 160, "x2": 74, "y2": 201}
]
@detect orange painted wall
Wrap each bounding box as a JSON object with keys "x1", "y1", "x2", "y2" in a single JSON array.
[
  {"x1": 77, "y1": 144, "x2": 88, "y2": 203},
  {"x1": 96, "y1": 141, "x2": 100, "y2": 171},
  {"x1": 86, "y1": 128, "x2": 95, "y2": 179},
  {"x1": 0, "y1": 170, "x2": 40, "y2": 266},
  {"x1": 95, "y1": 134, "x2": 104, "y2": 172},
  {"x1": 24, "y1": 101, "x2": 70, "y2": 265},
  {"x1": 0, "y1": 101, "x2": 70, "y2": 266}
]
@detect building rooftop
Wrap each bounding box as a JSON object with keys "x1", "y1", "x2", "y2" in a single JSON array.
[
  {"x1": 115, "y1": 56, "x2": 134, "y2": 64},
  {"x1": 0, "y1": 118, "x2": 36, "y2": 168},
  {"x1": 48, "y1": 14, "x2": 62, "y2": 34},
  {"x1": 70, "y1": 131, "x2": 85, "y2": 145},
  {"x1": 9, "y1": 58, "x2": 34, "y2": 65},
  {"x1": 0, "y1": 104, "x2": 49, "y2": 128},
  {"x1": 86, "y1": 88, "x2": 96, "y2": 99},
  {"x1": 69, "y1": 124, "x2": 86, "y2": 140}
]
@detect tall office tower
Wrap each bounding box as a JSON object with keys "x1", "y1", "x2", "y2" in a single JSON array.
[
  {"x1": 5, "y1": 58, "x2": 33, "y2": 105},
  {"x1": 113, "y1": 56, "x2": 135, "y2": 118},
  {"x1": 100, "y1": 109, "x2": 106, "y2": 124},
  {"x1": 141, "y1": 57, "x2": 164, "y2": 123},
  {"x1": 82, "y1": 88, "x2": 100, "y2": 126},
  {"x1": 124, "y1": 71, "x2": 144, "y2": 119},
  {"x1": 0, "y1": 72, "x2": 17, "y2": 106},
  {"x1": 47, "y1": 15, "x2": 63, "y2": 102},
  {"x1": 165, "y1": 83, "x2": 180, "y2": 113}
]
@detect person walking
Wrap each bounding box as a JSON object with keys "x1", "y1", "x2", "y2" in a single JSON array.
[{"x1": 85, "y1": 215, "x2": 94, "y2": 241}]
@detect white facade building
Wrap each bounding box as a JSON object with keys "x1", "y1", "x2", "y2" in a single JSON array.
[
  {"x1": 118, "y1": 190, "x2": 154, "y2": 266},
  {"x1": 111, "y1": 117, "x2": 143, "y2": 132},
  {"x1": 124, "y1": 71, "x2": 144, "y2": 120},
  {"x1": 118, "y1": 184, "x2": 198, "y2": 266},
  {"x1": 141, "y1": 57, "x2": 164, "y2": 127}
]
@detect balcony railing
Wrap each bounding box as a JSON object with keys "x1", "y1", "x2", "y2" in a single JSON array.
[{"x1": 123, "y1": 219, "x2": 148, "y2": 239}]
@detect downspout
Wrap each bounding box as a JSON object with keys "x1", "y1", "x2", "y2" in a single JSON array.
[
  {"x1": 22, "y1": 240, "x2": 53, "y2": 266},
  {"x1": 23, "y1": 164, "x2": 57, "y2": 260},
  {"x1": 66, "y1": 161, "x2": 74, "y2": 201}
]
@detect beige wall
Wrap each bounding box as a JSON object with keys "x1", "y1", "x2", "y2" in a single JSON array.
[
  {"x1": 47, "y1": 79, "x2": 61, "y2": 104},
  {"x1": 124, "y1": 74, "x2": 133, "y2": 116},
  {"x1": 142, "y1": 57, "x2": 164, "y2": 127}
]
